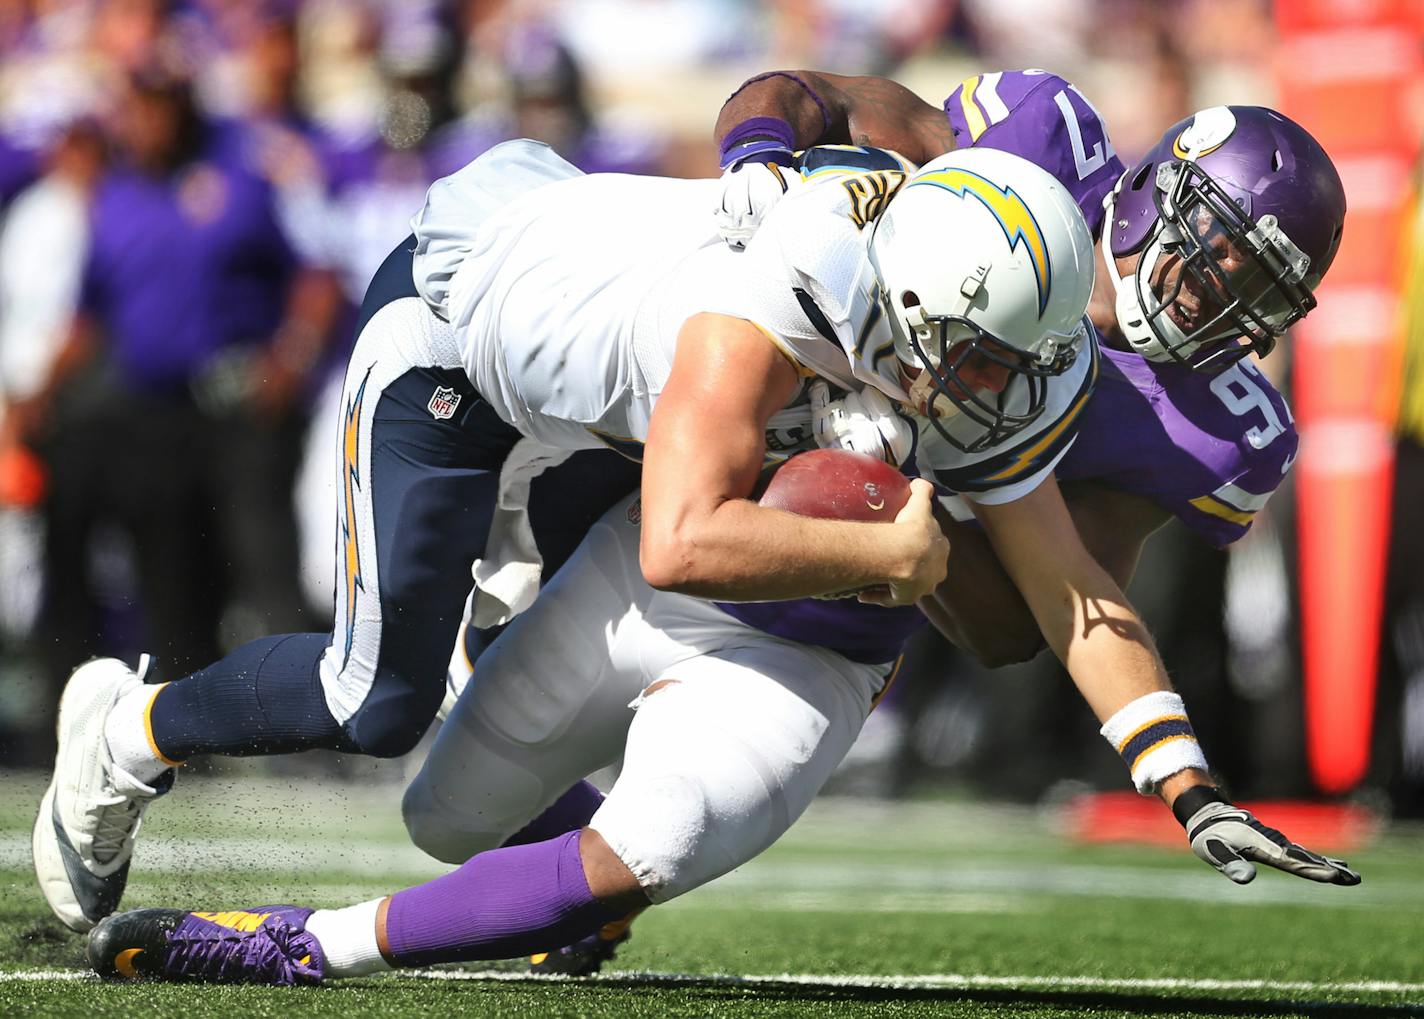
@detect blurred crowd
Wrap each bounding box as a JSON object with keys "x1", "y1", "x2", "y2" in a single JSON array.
[{"x1": 0, "y1": 0, "x2": 1414, "y2": 813}]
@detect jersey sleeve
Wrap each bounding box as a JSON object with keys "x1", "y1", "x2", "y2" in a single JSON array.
[
  {"x1": 943, "y1": 70, "x2": 1124, "y2": 238},
  {"x1": 1057, "y1": 348, "x2": 1298, "y2": 548},
  {"x1": 1174, "y1": 360, "x2": 1298, "y2": 546},
  {"x1": 1179, "y1": 460, "x2": 1292, "y2": 546},
  {"x1": 694, "y1": 168, "x2": 903, "y2": 393}
]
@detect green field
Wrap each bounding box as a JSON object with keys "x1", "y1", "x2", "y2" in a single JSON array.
[{"x1": 2, "y1": 769, "x2": 1421, "y2": 1018}]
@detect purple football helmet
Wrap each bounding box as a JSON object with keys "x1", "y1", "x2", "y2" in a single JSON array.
[{"x1": 1103, "y1": 106, "x2": 1345, "y2": 372}]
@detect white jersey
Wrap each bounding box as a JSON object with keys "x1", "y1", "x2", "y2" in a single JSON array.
[{"x1": 411, "y1": 140, "x2": 1095, "y2": 497}]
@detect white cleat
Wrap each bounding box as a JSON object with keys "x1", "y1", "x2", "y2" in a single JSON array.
[{"x1": 32, "y1": 657, "x2": 173, "y2": 932}]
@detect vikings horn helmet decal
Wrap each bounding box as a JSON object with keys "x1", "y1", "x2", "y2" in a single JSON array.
[{"x1": 1104, "y1": 106, "x2": 1345, "y2": 372}]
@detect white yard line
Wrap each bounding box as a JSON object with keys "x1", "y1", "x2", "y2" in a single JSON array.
[
  {"x1": 414, "y1": 969, "x2": 1424, "y2": 996},
  {"x1": 5, "y1": 967, "x2": 1422, "y2": 998},
  {"x1": 0, "y1": 970, "x2": 89, "y2": 982}
]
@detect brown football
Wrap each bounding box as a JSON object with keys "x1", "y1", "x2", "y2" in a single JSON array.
[{"x1": 758, "y1": 449, "x2": 910, "y2": 523}]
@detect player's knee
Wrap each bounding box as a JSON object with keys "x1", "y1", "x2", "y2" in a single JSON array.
[
  {"x1": 401, "y1": 774, "x2": 506, "y2": 864},
  {"x1": 342, "y1": 673, "x2": 445, "y2": 758},
  {"x1": 400, "y1": 779, "x2": 456, "y2": 862},
  {"x1": 590, "y1": 773, "x2": 722, "y2": 905},
  {"x1": 344, "y1": 713, "x2": 430, "y2": 758}
]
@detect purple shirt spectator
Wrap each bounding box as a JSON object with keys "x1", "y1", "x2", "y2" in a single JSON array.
[{"x1": 80, "y1": 120, "x2": 296, "y2": 395}]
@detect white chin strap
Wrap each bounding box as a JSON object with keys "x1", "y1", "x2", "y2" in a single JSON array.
[
  {"x1": 890, "y1": 305, "x2": 963, "y2": 421},
  {"x1": 1102, "y1": 200, "x2": 1196, "y2": 365},
  {"x1": 901, "y1": 355, "x2": 963, "y2": 422}
]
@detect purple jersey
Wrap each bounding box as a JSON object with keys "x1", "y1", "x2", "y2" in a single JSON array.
[
  {"x1": 943, "y1": 70, "x2": 1124, "y2": 238},
  {"x1": 1056, "y1": 341, "x2": 1297, "y2": 547}
]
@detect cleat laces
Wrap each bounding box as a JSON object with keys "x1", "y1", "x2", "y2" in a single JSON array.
[
  {"x1": 86, "y1": 773, "x2": 143, "y2": 866},
  {"x1": 165, "y1": 918, "x2": 311, "y2": 985}
]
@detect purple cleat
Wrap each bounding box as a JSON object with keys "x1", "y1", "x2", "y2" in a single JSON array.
[
  {"x1": 88, "y1": 905, "x2": 326, "y2": 985},
  {"x1": 529, "y1": 910, "x2": 639, "y2": 977}
]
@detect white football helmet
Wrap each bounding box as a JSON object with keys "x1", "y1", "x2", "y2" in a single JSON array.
[{"x1": 868, "y1": 147, "x2": 1096, "y2": 451}]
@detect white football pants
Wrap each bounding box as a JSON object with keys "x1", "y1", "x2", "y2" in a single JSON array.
[{"x1": 402, "y1": 494, "x2": 893, "y2": 903}]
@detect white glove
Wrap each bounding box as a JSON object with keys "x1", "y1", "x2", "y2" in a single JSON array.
[
  {"x1": 1176, "y1": 786, "x2": 1361, "y2": 886},
  {"x1": 716, "y1": 162, "x2": 795, "y2": 250},
  {"x1": 809, "y1": 380, "x2": 917, "y2": 467}
]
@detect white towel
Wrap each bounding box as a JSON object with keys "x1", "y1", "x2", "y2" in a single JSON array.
[{"x1": 470, "y1": 437, "x2": 574, "y2": 628}]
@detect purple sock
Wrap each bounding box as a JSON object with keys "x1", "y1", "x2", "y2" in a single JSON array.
[
  {"x1": 384, "y1": 830, "x2": 620, "y2": 966},
  {"x1": 502, "y1": 781, "x2": 605, "y2": 847}
]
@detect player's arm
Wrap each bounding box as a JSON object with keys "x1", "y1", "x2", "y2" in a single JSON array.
[
  {"x1": 972, "y1": 474, "x2": 1177, "y2": 722},
  {"x1": 639, "y1": 312, "x2": 947, "y2": 603},
  {"x1": 714, "y1": 71, "x2": 956, "y2": 166},
  {"x1": 973, "y1": 475, "x2": 1359, "y2": 887},
  {"x1": 920, "y1": 482, "x2": 1171, "y2": 667}
]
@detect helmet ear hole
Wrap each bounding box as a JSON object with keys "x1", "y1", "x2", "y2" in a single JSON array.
[
  {"x1": 901, "y1": 290, "x2": 920, "y2": 308},
  {"x1": 1130, "y1": 161, "x2": 1154, "y2": 191},
  {"x1": 1271, "y1": 149, "x2": 1284, "y2": 172}
]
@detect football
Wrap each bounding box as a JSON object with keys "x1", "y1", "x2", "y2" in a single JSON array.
[{"x1": 758, "y1": 448, "x2": 911, "y2": 523}]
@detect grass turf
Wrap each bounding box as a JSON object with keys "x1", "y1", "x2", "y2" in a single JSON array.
[{"x1": 1, "y1": 770, "x2": 1421, "y2": 1017}]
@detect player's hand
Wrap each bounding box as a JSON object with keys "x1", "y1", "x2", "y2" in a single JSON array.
[
  {"x1": 1174, "y1": 786, "x2": 1361, "y2": 886},
  {"x1": 861, "y1": 478, "x2": 948, "y2": 607},
  {"x1": 809, "y1": 381, "x2": 916, "y2": 467},
  {"x1": 716, "y1": 161, "x2": 794, "y2": 250}
]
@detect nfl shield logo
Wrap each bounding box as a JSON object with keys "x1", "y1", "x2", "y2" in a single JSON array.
[{"x1": 427, "y1": 386, "x2": 461, "y2": 420}]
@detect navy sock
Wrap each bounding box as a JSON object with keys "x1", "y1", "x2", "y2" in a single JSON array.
[{"x1": 148, "y1": 633, "x2": 347, "y2": 761}]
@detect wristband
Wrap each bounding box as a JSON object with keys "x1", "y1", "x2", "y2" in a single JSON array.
[
  {"x1": 719, "y1": 116, "x2": 795, "y2": 169},
  {"x1": 1099, "y1": 691, "x2": 1210, "y2": 794}
]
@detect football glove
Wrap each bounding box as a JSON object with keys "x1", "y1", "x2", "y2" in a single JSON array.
[
  {"x1": 1174, "y1": 786, "x2": 1361, "y2": 887},
  {"x1": 809, "y1": 380, "x2": 917, "y2": 467},
  {"x1": 716, "y1": 161, "x2": 795, "y2": 250}
]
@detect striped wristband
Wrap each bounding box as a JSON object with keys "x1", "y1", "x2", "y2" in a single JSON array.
[{"x1": 1099, "y1": 691, "x2": 1209, "y2": 794}]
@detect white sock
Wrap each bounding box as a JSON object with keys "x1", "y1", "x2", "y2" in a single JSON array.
[
  {"x1": 305, "y1": 899, "x2": 392, "y2": 978},
  {"x1": 104, "y1": 684, "x2": 175, "y2": 786}
]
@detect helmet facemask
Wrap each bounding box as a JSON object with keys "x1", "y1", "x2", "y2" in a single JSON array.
[
  {"x1": 885, "y1": 285, "x2": 1082, "y2": 453},
  {"x1": 1107, "y1": 159, "x2": 1316, "y2": 373}
]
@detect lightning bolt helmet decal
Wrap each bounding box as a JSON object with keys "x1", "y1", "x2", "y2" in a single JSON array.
[{"x1": 909, "y1": 166, "x2": 1053, "y2": 318}]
